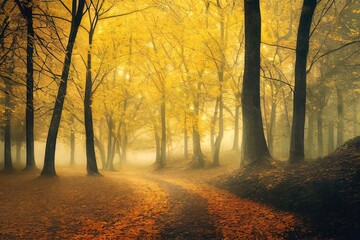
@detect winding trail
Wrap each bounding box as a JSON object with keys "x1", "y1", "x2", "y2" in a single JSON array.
[{"x1": 0, "y1": 169, "x2": 303, "y2": 239}]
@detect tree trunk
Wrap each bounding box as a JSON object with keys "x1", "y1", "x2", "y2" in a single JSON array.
[
  {"x1": 232, "y1": 97, "x2": 240, "y2": 151},
  {"x1": 107, "y1": 138, "x2": 116, "y2": 171},
  {"x1": 289, "y1": 0, "x2": 317, "y2": 164},
  {"x1": 42, "y1": 0, "x2": 85, "y2": 176},
  {"x1": 211, "y1": 98, "x2": 219, "y2": 159},
  {"x1": 337, "y1": 87, "x2": 344, "y2": 146},
  {"x1": 282, "y1": 89, "x2": 291, "y2": 137},
  {"x1": 94, "y1": 136, "x2": 106, "y2": 169},
  {"x1": 120, "y1": 130, "x2": 127, "y2": 164},
  {"x1": 70, "y1": 130, "x2": 75, "y2": 166},
  {"x1": 15, "y1": 141, "x2": 22, "y2": 164},
  {"x1": 106, "y1": 114, "x2": 113, "y2": 169},
  {"x1": 160, "y1": 96, "x2": 166, "y2": 168},
  {"x1": 15, "y1": 0, "x2": 37, "y2": 171},
  {"x1": 282, "y1": 89, "x2": 291, "y2": 158},
  {"x1": 155, "y1": 127, "x2": 161, "y2": 165},
  {"x1": 241, "y1": 0, "x2": 270, "y2": 166},
  {"x1": 328, "y1": 120, "x2": 335, "y2": 153},
  {"x1": 269, "y1": 100, "x2": 277, "y2": 156},
  {"x1": 4, "y1": 91, "x2": 13, "y2": 172},
  {"x1": 306, "y1": 113, "x2": 314, "y2": 159},
  {"x1": 213, "y1": 96, "x2": 223, "y2": 167},
  {"x1": 24, "y1": 3, "x2": 36, "y2": 170},
  {"x1": 317, "y1": 110, "x2": 323, "y2": 157},
  {"x1": 84, "y1": 46, "x2": 100, "y2": 175},
  {"x1": 192, "y1": 82, "x2": 205, "y2": 168}
]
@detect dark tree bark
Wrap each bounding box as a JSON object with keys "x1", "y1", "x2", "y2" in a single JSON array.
[
  {"x1": 84, "y1": 46, "x2": 100, "y2": 175},
  {"x1": 241, "y1": 0, "x2": 270, "y2": 166},
  {"x1": 289, "y1": 0, "x2": 317, "y2": 164},
  {"x1": 106, "y1": 114, "x2": 114, "y2": 170},
  {"x1": 232, "y1": 95, "x2": 240, "y2": 151},
  {"x1": 15, "y1": 0, "x2": 37, "y2": 170},
  {"x1": 4, "y1": 90, "x2": 14, "y2": 172},
  {"x1": 306, "y1": 112, "x2": 314, "y2": 159},
  {"x1": 42, "y1": 0, "x2": 86, "y2": 176},
  {"x1": 337, "y1": 87, "x2": 344, "y2": 146}
]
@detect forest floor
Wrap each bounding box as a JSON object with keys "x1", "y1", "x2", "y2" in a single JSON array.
[{"x1": 0, "y1": 137, "x2": 359, "y2": 239}]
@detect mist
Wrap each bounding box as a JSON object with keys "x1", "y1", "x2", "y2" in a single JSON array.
[{"x1": 1, "y1": 0, "x2": 359, "y2": 239}]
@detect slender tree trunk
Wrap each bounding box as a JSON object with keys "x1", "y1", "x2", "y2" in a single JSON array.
[
  {"x1": 289, "y1": 0, "x2": 317, "y2": 164},
  {"x1": 282, "y1": 89, "x2": 291, "y2": 137},
  {"x1": 192, "y1": 82, "x2": 205, "y2": 168},
  {"x1": 70, "y1": 130, "x2": 75, "y2": 166},
  {"x1": 15, "y1": 0, "x2": 37, "y2": 171},
  {"x1": 24, "y1": 4, "x2": 36, "y2": 170},
  {"x1": 337, "y1": 87, "x2": 344, "y2": 146},
  {"x1": 241, "y1": 0, "x2": 270, "y2": 166},
  {"x1": 42, "y1": 1, "x2": 85, "y2": 176},
  {"x1": 84, "y1": 45, "x2": 100, "y2": 175},
  {"x1": 211, "y1": 99, "x2": 219, "y2": 158},
  {"x1": 232, "y1": 97, "x2": 240, "y2": 151},
  {"x1": 317, "y1": 110, "x2": 324, "y2": 157},
  {"x1": 213, "y1": 96, "x2": 223, "y2": 167},
  {"x1": 4, "y1": 91, "x2": 13, "y2": 172},
  {"x1": 155, "y1": 127, "x2": 161, "y2": 165},
  {"x1": 160, "y1": 95, "x2": 166, "y2": 168},
  {"x1": 282, "y1": 89, "x2": 291, "y2": 158},
  {"x1": 268, "y1": 82, "x2": 277, "y2": 155},
  {"x1": 94, "y1": 136, "x2": 106, "y2": 169},
  {"x1": 15, "y1": 142, "x2": 22, "y2": 164},
  {"x1": 262, "y1": 82, "x2": 270, "y2": 147},
  {"x1": 317, "y1": 110, "x2": 323, "y2": 157},
  {"x1": 328, "y1": 120, "x2": 334, "y2": 153},
  {"x1": 306, "y1": 113, "x2": 314, "y2": 159},
  {"x1": 107, "y1": 138, "x2": 116, "y2": 171},
  {"x1": 106, "y1": 114, "x2": 113, "y2": 169},
  {"x1": 121, "y1": 130, "x2": 127, "y2": 164},
  {"x1": 213, "y1": 7, "x2": 226, "y2": 167}
]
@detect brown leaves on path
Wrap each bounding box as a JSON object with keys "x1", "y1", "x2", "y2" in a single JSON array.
[
  {"x1": 0, "y1": 169, "x2": 169, "y2": 239},
  {"x1": 161, "y1": 177, "x2": 304, "y2": 239}
]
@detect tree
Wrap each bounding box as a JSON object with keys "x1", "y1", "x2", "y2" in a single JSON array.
[
  {"x1": 241, "y1": 0, "x2": 271, "y2": 166},
  {"x1": 15, "y1": 0, "x2": 37, "y2": 171},
  {"x1": 3, "y1": 78, "x2": 14, "y2": 172},
  {"x1": 289, "y1": 0, "x2": 317, "y2": 164},
  {"x1": 42, "y1": 0, "x2": 86, "y2": 176}
]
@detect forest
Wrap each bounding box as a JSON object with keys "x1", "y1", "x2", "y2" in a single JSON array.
[{"x1": 0, "y1": 0, "x2": 359, "y2": 239}]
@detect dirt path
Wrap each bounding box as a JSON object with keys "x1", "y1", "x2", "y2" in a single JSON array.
[
  {"x1": 151, "y1": 178, "x2": 219, "y2": 239},
  {"x1": 0, "y1": 170, "x2": 304, "y2": 239}
]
